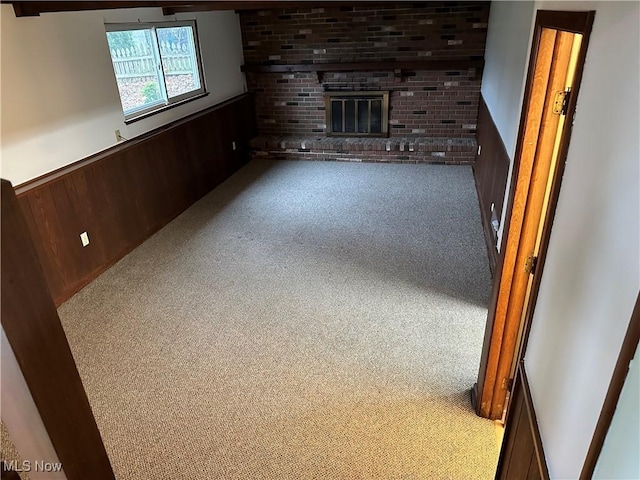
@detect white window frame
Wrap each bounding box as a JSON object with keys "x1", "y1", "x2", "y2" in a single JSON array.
[{"x1": 105, "y1": 20, "x2": 207, "y2": 123}]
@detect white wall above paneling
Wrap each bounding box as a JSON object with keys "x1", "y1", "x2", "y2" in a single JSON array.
[
  {"x1": 482, "y1": 2, "x2": 639, "y2": 478},
  {"x1": 0, "y1": 6, "x2": 246, "y2": 186},
  {"x1": 480, "y1": 1, "x2": 535, "y2": 248},
  {"x1": 1, "y1": 327, "x2": 67, "y2": 479},
  {"x1": 594, "y1": 342, "x2": 640, "y2": 480},
  {"x1": 480, "y1": 1, "x2": 535, "y2": 161},
  {"x1": 523, "y1": 2, "x2": 640, "y2": 479}
]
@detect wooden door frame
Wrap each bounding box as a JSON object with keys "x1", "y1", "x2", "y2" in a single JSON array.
[
  {"x1": 495, "y1": 360, "x2": 550, "y2": 480},
  {"x1": 473, "y1": 10, "x2": 595, "y2": 420},
  {"x1": 1, "y1": 179, "x2": 115, "y2": 480}
]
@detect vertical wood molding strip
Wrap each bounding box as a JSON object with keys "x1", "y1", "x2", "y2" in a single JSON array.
[{"x1": 1, "y1": 180, "x2": 115, "y2": 480}]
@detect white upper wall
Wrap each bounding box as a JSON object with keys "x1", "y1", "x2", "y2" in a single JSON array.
[
  {"x1": 482, "y1": 1, "x2": 639, "y2": 478},
  {"x1": 480, "y1": 1, "x2": 535, "y2": 247},
  {"x1": 480, "y1": 1, "x2": 535, "y2": 159},
  {"x1": 0, "y1": 6, "x2": 246, "y2": 186},
  {"x1": 523, "y1": 1, "x2": 640, "y2": 479},
  {"x1": 593, "y1": 343, "x2": 640, "y2": 480},
  {"x1": 1, "y1": 327, "x2": 66, "y2": 480}
]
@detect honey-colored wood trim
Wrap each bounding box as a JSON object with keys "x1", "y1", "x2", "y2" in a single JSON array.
[
  {"x1": 478, "y1": 27, "x2": 557, "y2": 419},
  {"x1": 489, "y1": 30, "x2": 576, "y2": 420},
  {"x1": 476, "y1": 10, "x2": 596, "y2": 420},
  {"x1": 516, "y1": 10, "x2": 595, "y2": 364}
]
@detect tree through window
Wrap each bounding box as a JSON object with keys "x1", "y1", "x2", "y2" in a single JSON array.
[{"x1": 105, "y1": 20, "x2": 206, "y2": 121}]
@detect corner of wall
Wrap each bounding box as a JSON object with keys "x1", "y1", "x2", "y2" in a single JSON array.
[{"x1": 479, "y1": 1, "x2": 536, "y2": 249}]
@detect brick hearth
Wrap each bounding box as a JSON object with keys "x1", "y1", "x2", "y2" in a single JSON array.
[{"x1": 251, "y1": 135, "x2": 477, "y2": 164}]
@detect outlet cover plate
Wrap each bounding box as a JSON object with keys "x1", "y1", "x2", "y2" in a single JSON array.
[{"x1": 80, "y1": 231, "x2": 90, "y2": 247}]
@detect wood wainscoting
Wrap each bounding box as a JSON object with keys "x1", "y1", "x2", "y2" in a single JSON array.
[
  {"x1": 473, "y1": 95, "x2": 511, "y2": 275},
  {"x1": 14, "y1": 93, "x2": 257, "y2": 306},
  {"x1": 2, "y1": 179, "x2": 115, "y2": 479},
  {"x1": 496, "y1": 361, "x2": 549, "y2": 480}
]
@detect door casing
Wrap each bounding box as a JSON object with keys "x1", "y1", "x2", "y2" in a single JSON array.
[{"x1": 474, "y1": 10, "x2": 596, "y2": 421}]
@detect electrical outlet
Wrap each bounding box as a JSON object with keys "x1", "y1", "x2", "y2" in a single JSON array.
[
  {"x1": 115, "y1": 129, "x2": 122, "y2": 142},
  {"x1": 80, "y1": 231, "x2": 90, "y2": 247},
  {"x1": 232, "y1": 141, "x2": 237, "y2": 151}
]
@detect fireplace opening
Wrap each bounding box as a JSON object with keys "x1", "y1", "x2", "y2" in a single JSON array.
[{"x1": 325, "y1": 91, "x2": 389, "y2": 137}]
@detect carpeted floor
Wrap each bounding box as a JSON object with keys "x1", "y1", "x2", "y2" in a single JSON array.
[
  {"x1": 58, "y1": 159, "x2": 501, "y2": 480},
  {"x1": 1, "y1": 423, "x2": 31, "y2": 480}
]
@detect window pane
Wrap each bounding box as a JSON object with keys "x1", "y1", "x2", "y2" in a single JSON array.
[
  {"x1": 357, "y1": 99, "x2": 370, "y2": 133},
  {"x1": 331, "y1": 100, "x2": 343, "y2": 132},
  {"x1": 370, "y1": 99, "x2": 382, "y2": 133},
  {"x1": 345, "y1": 100, "x2": 356, "y2": 133},
  {"x1": 106, "y1": 29, "x2": 164, "y2": 115},
  {"x1": 157, "y1": 26, "x2": 201, "y2": 98}
]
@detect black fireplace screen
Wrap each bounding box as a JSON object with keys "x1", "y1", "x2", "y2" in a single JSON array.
[{"x1": 325, "y1": 91, "x2": 389, "y2": 137}]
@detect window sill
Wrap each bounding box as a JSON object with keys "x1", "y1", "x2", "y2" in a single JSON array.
[{"x1": 124, "y1": 92, "x2": 209, "y2": 125}]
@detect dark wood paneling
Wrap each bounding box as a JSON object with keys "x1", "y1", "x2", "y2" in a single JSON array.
[
  {"x1": 536, "y1": 10, "x2": 595, "y2": 34},
  {"x1": 164, "y1": 2, "x2": 401, "y2": 15},
  {"x1": 1, "y1": 180, "x2": 115, "y2": 480},
  {"x1": 0, "y1": 469, "x2": 21, "y2": 480},
  {"x1": 7, "y1": 1, "x2": 403, "y2": 17},
  {"x1": 472, "y1": 94, "x2": 510, "y2": 275},
  {"x1": 16, "y1": 94, "x2": 256, "y2": 306},
  {"x1": 496, "y1": 362, "x2": 549, "y2": 480},
  {"x1": 9, "y1": 1, "x2": 194, "y2": 17},
  {"x1": 497, "y1": 373, "x2": 525, "y2": 479}
]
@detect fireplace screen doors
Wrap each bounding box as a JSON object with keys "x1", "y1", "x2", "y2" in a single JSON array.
[{"x1": 325, "y1": 91, "x2": 389, "y2": 137}]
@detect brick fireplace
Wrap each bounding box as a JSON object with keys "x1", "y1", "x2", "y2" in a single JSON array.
[{"x1": 240, "y1": 2, "x2": 490, "y2": 164}]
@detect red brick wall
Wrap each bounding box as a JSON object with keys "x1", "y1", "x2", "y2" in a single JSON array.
[{"x1": 240, "y1": 2, "x2": 490, "y2": 138}]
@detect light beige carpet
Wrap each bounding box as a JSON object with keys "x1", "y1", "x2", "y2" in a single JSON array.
[
  {"x1": 1, "y1": 422, "x2": 31, "y2": 480},
  {"x1": 58, "y1": 159, "x2": 501, "y2": 479}
]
